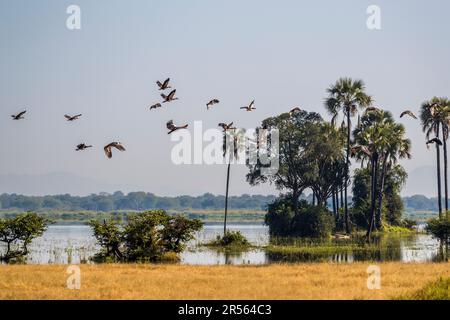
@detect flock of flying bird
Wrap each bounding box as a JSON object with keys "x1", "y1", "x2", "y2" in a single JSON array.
[
  {"x1": 9, "y1": 83, "x2": 441, "y2": 158},
  {"x1": 8, "y1": 77, "x2": 261, "y2": 159}
]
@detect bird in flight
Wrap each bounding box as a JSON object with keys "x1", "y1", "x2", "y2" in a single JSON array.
[
  {"x1": 400, "y1": 110, "x2": 417, "y2": 119},
  {"x1": 241, "y1": 100, "x2": 255, "y2": 111},
  {"x1": 149, "y1": 103, "x2": 162, "y2": 110},
  {"x1": 167, "y1": 120, "x2": 188, "y2": 134},
  {"x1": 76, "y1": 143, "x2": 92, "y2": 151},
  {"x1": 156, "y1": 78, "x2": 171, "y2": 91},
  {"x1": 289, "y1": 107, "x2": 301, "y2": 116},
  {"x1": 161, "y1": 89, "x2": 178, "y2": 103},
  {"x1": 426, "y1": 137, "x2": 443, "y2": 149},
  {"x1": 206, "y1": 99, "x2": 220, "y2": 110},
  {"x1": 104, "y1": 142, "x2": 126, "y2": 159},
  {"x1": 11, "y1": 110, "x2": 26, "y2": 120},
  {"x1": 64, "y1": 114, "x2": 82, "y2": 121},
  {"x1": 218, "y1": 122, "x2": 236, "y2": 131}
]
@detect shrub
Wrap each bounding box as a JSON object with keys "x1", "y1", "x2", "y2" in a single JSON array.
[
  {"x1": 210, "y1": 230, "x2": 250, "y2": 247},
  {"x1": 425, "y1": 217, "x2": 450, "y2": 243},
  {"x1": 0, "y1": 212, "x2": 50, "y2": 262},
  {"x1": 265, "y1": 198, "x2": 335, "y2": 238},
  {"x1": 89, "y1": 210, "x2": 203, "y2": 262}
]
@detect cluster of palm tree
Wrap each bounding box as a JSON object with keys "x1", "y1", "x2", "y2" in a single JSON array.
[
  {"x1": 325, "y1": 78, "x2": 416, "y2": 237},
  {"x1": 353, "y1": 110, "x2": 411, "y2": 238},
  {"x1": 420, "y1": 97, "x2": 450, "y2": 219}
]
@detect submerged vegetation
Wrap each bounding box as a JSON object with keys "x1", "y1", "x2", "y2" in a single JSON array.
[
  {"x1": 89, "y1": 210, "x2": 203, "y2": 262},
  {"x1": 207, "y1": 230, "x2": 251, "y2": 249}
]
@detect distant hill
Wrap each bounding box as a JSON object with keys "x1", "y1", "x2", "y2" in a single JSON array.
[{"x1": 403, "y1": 166, "x2": 438, "y2": 197}]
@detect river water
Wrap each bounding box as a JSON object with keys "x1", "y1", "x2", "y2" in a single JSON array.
[{"x1": 11, "y1": 223, "x2": 445, "y2": 265}]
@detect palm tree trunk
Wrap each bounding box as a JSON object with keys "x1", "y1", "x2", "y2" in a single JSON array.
[
  {"x1": 224, "y1": 163, "x2": 231, "y2": 235},
  {"x1": 345, "y1": 109, "x2": 351, "y2": 233},
  {"x1": 436, "y1": 125, "x2": 443, "y2": 219},
  {"x1": 367, "y1": 153, "x2": 379, "y2": 239},
  {"x1": 332, "y1": 188, "x2": 337, "y2": 217},
  {"x1": 442, "y1": 126, "x2": 448, "y2": 216},
  {"x1": 376, "y1": 155, "x2": 388, "y2": 229}
]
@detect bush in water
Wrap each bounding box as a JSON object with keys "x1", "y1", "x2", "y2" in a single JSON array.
[{"x1": 89, "y1": 210, "x2": 203, "y2": 262}]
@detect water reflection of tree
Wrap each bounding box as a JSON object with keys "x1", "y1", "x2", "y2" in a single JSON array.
[{"x1": 431, "y1": 239, "x2": 449, "y2": 262}]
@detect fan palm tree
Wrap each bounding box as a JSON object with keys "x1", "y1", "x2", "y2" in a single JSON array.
[
  {"x1": 375, "y1": 120, "x2": 411, "y2": 229},
  {"x1": 325, "y1": 78, "x2": 373, "y2": 233},
  {"x1": 222, "y1": 128, "x2": 244, "y2": 235},
  {"x1": 435, "y1": 99, "x2": 450, "y2": 215},
  {"x1": 352, "y1": 110, "x2": 411, "y2": 237},
  {"x1": 420, "y1": 97, "x2": 450, "y2": 219}
]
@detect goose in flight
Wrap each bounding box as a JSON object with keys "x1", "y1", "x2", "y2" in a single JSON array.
[
  {"x1": 149, "y1": 103, "x2": 162, "y2": 110},
  {"x1": 218, "y1": 122, "x2": 236, "y2": 131},
  {"x1": 167, "y1": 120, "x2": 188, "y2": 134},
  {"x1": 289, "y1": 107, "x2": 301, "y2": 116},
  {"x1": 156, "y1": 78, "x2": 171, "y2": 90},
  {"x1": 161, "y1": 89, "x2": 178, "y2": 103},
  {"x1": 11, "y1": 110, "x2": 26, "y2": 120},
  {"x1": 240, "y1": 100, "x2": 255, "y2": 111},
  {"x1": 400, "y1": 110, "x2": 417, "y2": 119},
  {"x1": 65, "y1": 114, "x2": 82, "y2": 121},
  {"x1": 104, "y1": 142, "x2": 126, "y2": 159},
  {"x1": 206, "y1": 99, "x2": 220, "y2": 110},
  {"x1": 76, "y1": 143, "x2": 92, "y2": 151},
  {"x1": 426, "y1": 137, "x2": 443, "y2": 149}
]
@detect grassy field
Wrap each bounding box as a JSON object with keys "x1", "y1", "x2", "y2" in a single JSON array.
[{"x1": 0, "y1": 263, "x2": 448, "y2": 300}]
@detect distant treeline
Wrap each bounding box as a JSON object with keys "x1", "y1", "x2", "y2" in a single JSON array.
[
  {"x1": 0, "y1": 192, "x2": 442, "y2": 212},
  {"x1": 0, "y1": 192, "x2": 276, "y2": 212}
]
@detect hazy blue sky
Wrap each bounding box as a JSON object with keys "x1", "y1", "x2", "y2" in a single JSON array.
[{"x1": 1, "y1": 0, "x2": 449, "y2": 196}]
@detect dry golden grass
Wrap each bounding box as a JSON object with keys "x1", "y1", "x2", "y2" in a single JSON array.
[{"x1": 0, "y1": 263, "x2": 448, "y2": 300}]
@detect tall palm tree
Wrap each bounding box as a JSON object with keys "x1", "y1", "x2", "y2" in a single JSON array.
[
  {"x1": 222, "y1": 128, "x2": 243, "y2": 235},
  {"x1": 352, "y1": 110, "x2": 411, "y2": 237},
  {"x1": 325, "y1": 78, "x2": 373, "y2": 233},
  {"x1": 435, "y1": 99, "x2": 450, "y2": 214},
  {"x1": 420, "y1": 97, "x2": 450, "y2": 219},
  {"x1": 375, "y1": 121, "x2": 411, "y2": 229}
]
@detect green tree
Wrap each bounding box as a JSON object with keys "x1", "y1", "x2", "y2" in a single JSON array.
[
  {"x1": 353, "y1": 110, "x2": 410, "y2": 237},
  {"x1": 325, "y1": 78, "x2": 373, "y2": 233},
  {"x1": 247, "y1": 110, "x2": 322, "y2": 215},
  {"x1": 420, "y1": 97, "x2": 450, "y2": 219},
  {"x1": 222, "y1": 128, "x2": 244, "y2": 235},
  {"x1": 89, "y1": 210, "x2": 203, "y2": 262},
  {"x1": 0, "y1": 212, "x2": 50, "y2": 261}
]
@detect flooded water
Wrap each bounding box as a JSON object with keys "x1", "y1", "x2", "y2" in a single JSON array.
[{"x1": 2, "y1": 223, "x2": 446, "y2": 265}]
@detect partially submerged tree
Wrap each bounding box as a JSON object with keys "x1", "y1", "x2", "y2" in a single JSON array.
[
  {"x1": 420, "y1": 97, "x2": 450, "y2": 218},
  {"x1": 246, "y1": 110, "x2": 323, "y2": 215},
  {"x1": 353, "y1": 110, "x2": 411, "y2": 238},
  {"x1": 89, "y1": 210, "x2": 203, "y2": 262},
  {"x1": 325, "y1": 78, "x2": 373, "y2": 233},
  {"x1": 0, "y1": 212, "x2": 50, "y2": 262}
]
